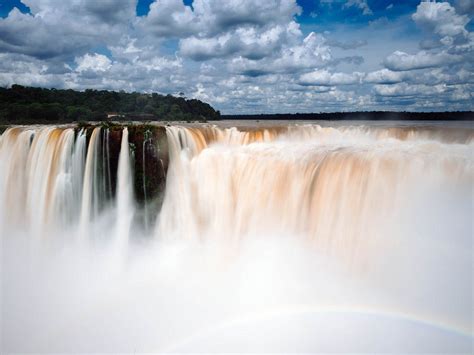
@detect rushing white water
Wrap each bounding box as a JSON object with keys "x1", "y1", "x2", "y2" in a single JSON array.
[
  {"x1": 159, "y1": 125, "x2": 472, "y2": 256},
  {"x1": 79, "y1": 127, "x2": 102, "y2": 237},
  {"x1": 115, "y1": 127, "x2": 134, "y2": 249},
  {"x1": 0, "y1": 122, "x2": 473, "y2": 352}
]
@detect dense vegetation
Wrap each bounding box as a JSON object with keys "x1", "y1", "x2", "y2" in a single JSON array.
[
  {"x1": 223, "y1": 112, "x2": 473, "y2": 121},
  {"x1": 0, "y1": 85, "x2": 221, "y2": 123}
]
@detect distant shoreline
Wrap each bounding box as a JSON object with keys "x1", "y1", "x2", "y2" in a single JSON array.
[{"x1": 222, "y1": 112, "x2": 473, "y2": 121}]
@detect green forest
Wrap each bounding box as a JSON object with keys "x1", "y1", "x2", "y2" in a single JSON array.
[{"x1": 0, "y1": 85, "x2": 221, "y2": 123}]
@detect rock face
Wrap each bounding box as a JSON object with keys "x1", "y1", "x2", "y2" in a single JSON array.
[
  {"x1": 127, "y1": 125, "x2": 169, "y2": 205},
  {"x1": 78, "y1": 123, "x2": 169, "y2": 212}
]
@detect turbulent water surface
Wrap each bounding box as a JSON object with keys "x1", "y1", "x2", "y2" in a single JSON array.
[{"x1": 0, "y1": 121, "x2": 473, "y2": 352}]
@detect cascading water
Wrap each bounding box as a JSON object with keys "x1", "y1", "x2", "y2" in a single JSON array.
[
  {"x1": 115, "y1": 127, "x2": 134, "y2": 248},
  {"x1": 159, "y1": 125, "x2": 472, "y2": 254},
  {"x1": 79, "y1": 127, "x2": 102, "y2": 237},
  {"x1": 0, "y1": 122, "x2": 472, "y2": 352}
]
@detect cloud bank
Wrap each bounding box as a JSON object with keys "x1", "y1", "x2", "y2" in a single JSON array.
[{"x1": 0, "y1": 0, "x2": 472, "y2": 113}]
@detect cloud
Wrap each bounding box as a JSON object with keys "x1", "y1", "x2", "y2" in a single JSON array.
[
  {"x1": 0, "y1": 0, "x2": 472, "y2": 113},
  {"x1": 0, "y1": 0, "x2": 135, "y2": 60},
  {"x1": 384, "y1": 50, "x2": 464, "y2": 71},
  {"x1": 75, "y1": 53, "x2": 112, "y2": 73},
  {"x1": 168, "y1": 0, "x2": 305, "y2": 62},
  {"x1": 416, "y1": 67, "x2": 474, "y2": 86},
  {"x1": 412, "y1": 1, "x2": 469, "y2": 38},
  {"x1": 195, "y1": 0, "x2": 301, "y2": 33},
  {"x1": 140, "y1": 0, "x2": 301, "y2": 38},
  {"x1": 0, "y1": 52, "x2": 75, "y2": 88},
  {"x1": 299, "y1": 70, "x2": 363, "y2": 86},
  {"x1": 366, "y1": 67, "x2": 474, "y2": 86},
  {"x1": 330, "y1": 55, "x2": 364, "y2": 66},
  {"x1": 180, "y1": 22, "x2": 300, "y2": 60},
  {"x1": 230, "y1": 32, "x2": 332, "y2": 76},
  {"x1": 326, "y1": 39, "x2": 367, "y2": 50},
  {"x1": 383, "y1": 2, "x2": 472, "y2": 77},
  {"x1": 374, "y1": 82, "x2": 449, "y2": 97},
  {"x1": 419, "y1": 38, "x2": 444, "y2": 50},
  {"x1": 343, "y1": 0, "x2": 373, "y2": 16},
  {"x1": 21, "y1": 0, "x2": 136, "y2": 23},
  {"x1": 365, "y1": 69, "x2": 409, "y2": 84},
  {"x1": 140, "y1": 0, "x2": 197, "y2": 37},
  {"x1": 321, "y1": 0, "x2": 373, "y2": 16},
  {"x1": 0, "y1": 9, "x2": 89, "y2": 59},
  {"x1": 454, "y1": 0, "x2": 474, "y2": 15}
]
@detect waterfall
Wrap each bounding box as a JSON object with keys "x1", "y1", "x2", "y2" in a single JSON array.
[
  {"x1": 104, "y1": 128, "x2": 113, "y2": 200},
  {"x1": 115, "y1": 127, "x2": 134, "y2": 247},
  {"x1": 48, "y1": 129, "x2": 76, "y2": 227},
  {"x1": 1, "y1": 123, "x2": 472, "y2": 246},
  {"x1": 142, "y1": 134, "x2": 149, "y2": 230},
  {"x1": 0, "y1": 128, "x2": 87, "y2": 236},
  {"x1": 0, "y1": 128, "x2": 35, "y2": 234},
  {"x1": 25, "y1": 128, "x2": 62, "y2": 235},
  {"x1": 79, "y1": 127, "x2": 101, "y2": 237},
  {"x1": 0, "y1": 122, "x2": 472, "y2": 353},
  {"x1": 157, "y1": 124, "x2": 473, "y2": 260},
  {"x1": 71, "y1": 130, "x2": 87, "y2": 221}
]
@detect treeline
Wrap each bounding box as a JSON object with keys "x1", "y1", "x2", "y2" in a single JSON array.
[
  {"x1": 0, "y1": 85, "x2": 221, "y2": 123},
  {"x1": 223, "y1": 111, "x2": 473, "y2": 121}
]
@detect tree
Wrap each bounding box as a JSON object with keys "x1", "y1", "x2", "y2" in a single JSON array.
[{"x1": 0, "y1": 86, "x2": 221, "y2": 123}]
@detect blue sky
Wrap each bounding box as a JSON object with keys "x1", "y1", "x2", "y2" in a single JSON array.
[
  {"x1": 0, "y1": 0, "x2": 426, "y2": 23},
  {"x1": 0, "y1": 0, "x2": 472, "y2": 113}
]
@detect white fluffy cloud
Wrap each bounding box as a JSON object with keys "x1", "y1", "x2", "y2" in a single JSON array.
[
  {"x1": 167, "y1": 0, "x2": 305, "y2": 62},
  {"x1": 405, "y1": 1, "x2": 473, "y2": 70},
  {"x1": 365, "y1": 69, "x2": 409, "y2": 84},
  {"x1": 141, "y1": 0, "x2": 301, "y2": 38},
  {"x1": 229, "y1": 32, "x2": 332, "y2": 76},
  {"x1": 299, "y1": 69, "x2": 363, "y2": 86},
  {"x1": 412, "y1": 1, "x2": 469, "y2": 38},
  {"x1": 0, "y1": 0, "x2": 135, "y2": 59},
  {"x1": 374, "y1": 82, "x2": 447, "y2": 97},
  {"x1": 377, "y1": 0, "x2": 472, "y2": 110},
  {"x1": 76, "y1": 53, "x2": 113, "y2": 73},
  {"x1": 180, "y1": 22, "x2": 300, "y2": 60},
  {"x1": 384, "y1": 50, "x2": 464, "y2": 71},
  {"x1": 140, "y1": 0, "x2": 197, "y2": 37}
]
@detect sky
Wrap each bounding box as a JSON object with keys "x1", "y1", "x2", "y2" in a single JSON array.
[{"x1": 0, "y1": 0, "x2": 472, "y2": 113}]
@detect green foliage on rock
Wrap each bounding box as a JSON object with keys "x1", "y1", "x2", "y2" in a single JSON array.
[{"x1": 0, "y1": 85, "x2": 221, "y2": 124}]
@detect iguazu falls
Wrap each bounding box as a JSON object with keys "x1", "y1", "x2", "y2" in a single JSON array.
[
  {"x1": 0, "y1": 120, "x2": 472, "y2": 352},
  {"x1": 1, "y1": 0, "x2": 474, "y2": 353}
]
